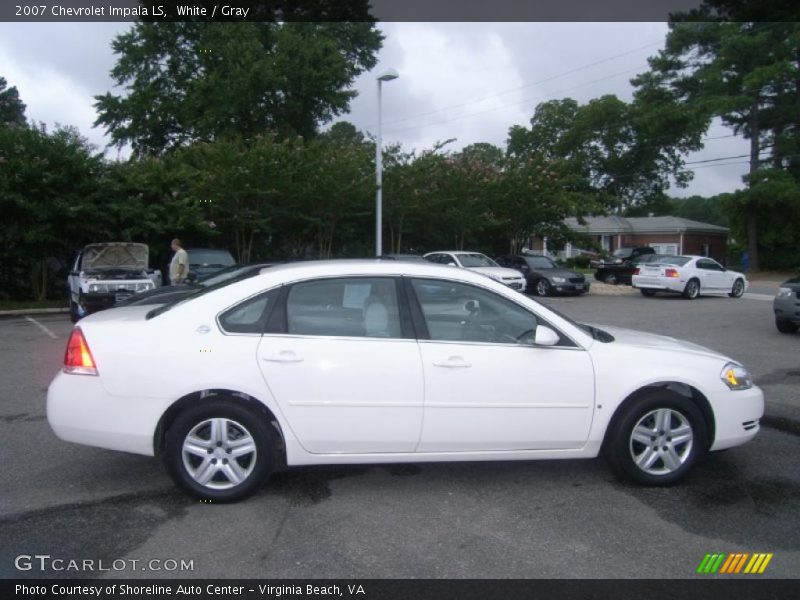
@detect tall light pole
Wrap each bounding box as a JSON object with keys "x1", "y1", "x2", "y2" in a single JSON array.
[{"x1": 375, "y1": 68, "x2": 399, "y2": 257}]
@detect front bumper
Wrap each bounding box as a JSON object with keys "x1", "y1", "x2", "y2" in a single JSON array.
[
  {"x1": 47, "y1": 370, "x2": 169, "y2": 456},
  {"x1": 708, "y1": 385, "x2": 764, "y2": 451},
  {"x1": 773, "y1": 293, "x2": 800, "y2": 324},
  {"x1": 504, "y1": 280, "x2": 527, "y2": 292},
  {"x1": 552, "y1": 282, "x2": 589, "y2": 295}
]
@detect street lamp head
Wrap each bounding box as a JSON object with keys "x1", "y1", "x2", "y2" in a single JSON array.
[{"x1": 377, "y1": 68, "x2": 399, "y2": 82}]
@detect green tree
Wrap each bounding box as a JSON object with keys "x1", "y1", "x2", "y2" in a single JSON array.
[
  {"x1": 95, "y1": 21, "x2": 382, "y2": 156},
  {"x1": 633, "y1": 10, "x2": 800, "y2": 270},
  {"x1": 0, "y1": 124, "x2": 102, "y2": 300},
  {"x1": 0, "y1": 77, "x2": 26, "y2": 127}
]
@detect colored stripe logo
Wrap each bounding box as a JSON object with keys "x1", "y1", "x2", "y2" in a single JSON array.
[{"x1": 697, "y1": 553, "x2": 773, "y2": 574}]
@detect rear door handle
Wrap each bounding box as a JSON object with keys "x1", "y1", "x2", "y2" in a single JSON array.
[
  {"x1": 262, "y1": 350, "x2": 304, "y2": 363},
  {"x1": 432, "y1": 356, "x2": 471, "y2": 368}
]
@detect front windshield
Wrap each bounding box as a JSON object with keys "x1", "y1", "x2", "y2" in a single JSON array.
[
  {"x1": 525, "y1": 256, "x2": 557, "y2": 269},
  {"x1": 458, "y1": 253, "x2": 498, "y2": 268}
]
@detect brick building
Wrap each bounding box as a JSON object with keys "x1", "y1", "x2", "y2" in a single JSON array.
[{"x1": 530, "y1": 216, "x2": 730, "y2": 264}]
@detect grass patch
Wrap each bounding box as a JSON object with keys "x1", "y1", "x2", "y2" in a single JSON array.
[{"x1": 0, "y1": 299, "x2": 68, "y2": 311}]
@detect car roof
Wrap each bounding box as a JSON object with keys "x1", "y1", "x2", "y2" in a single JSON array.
[{"x1": 425, "y1": 250, "x2": 488, "y2": 255}]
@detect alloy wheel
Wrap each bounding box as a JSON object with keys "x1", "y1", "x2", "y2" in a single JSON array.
[
  {"x1": 628, "y1": 408, "x2": 693, "y2": 476},
  {"x1": 181, "y1": 418, "x2": 257, "y2": 490}
]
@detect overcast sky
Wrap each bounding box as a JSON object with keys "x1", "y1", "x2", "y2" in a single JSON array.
[{"x1": 0, "y1": 21, "x2": 751, "y2": 197}]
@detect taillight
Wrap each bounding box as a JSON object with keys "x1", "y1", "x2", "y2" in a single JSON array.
[
  {"x1": 64, "y1": 327, "x2": 98, "y2": 375},
  {"x1": 665, "y1": 268, "x2": 679, "y2": 278},
  {"x1": 634, "y1": 267, "x2": 640, "y2": 275}
]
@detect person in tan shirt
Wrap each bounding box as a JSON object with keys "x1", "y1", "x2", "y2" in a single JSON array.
[{"x1": 169, "y1": 238, "x2": 189, "y2": 284}]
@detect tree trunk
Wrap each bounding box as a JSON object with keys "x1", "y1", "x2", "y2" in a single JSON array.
[{"x1": 746, "y1": 97, "x2": 760, "y2": 272}]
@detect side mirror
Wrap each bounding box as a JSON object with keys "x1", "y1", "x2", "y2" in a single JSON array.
[{"x1": 534, "y1": 326, "x2": 559, "y2": 347}]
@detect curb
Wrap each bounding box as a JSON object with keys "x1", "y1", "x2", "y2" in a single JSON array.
[{"x1": 0, "y1": 308, "x2": 69, "y2": 318}]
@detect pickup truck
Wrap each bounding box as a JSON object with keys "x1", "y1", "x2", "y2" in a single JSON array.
[
  {"x1": 592, "y1": 246, "x2": 656, "y2": 285},
  {"x1": 67, "y1": 242, "x2": 159, "y2": 322}
]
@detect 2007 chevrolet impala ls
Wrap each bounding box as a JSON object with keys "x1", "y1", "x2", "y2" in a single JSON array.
[{"x1": 47, "y1": 260, "x2": 763, "y2": 501}]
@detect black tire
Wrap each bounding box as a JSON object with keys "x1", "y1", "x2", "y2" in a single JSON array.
[
  {"x1": 69, "y1": 299, "x2": 79, "y2": 323},
  {"x1": 775, "y1": 319, "x2": 799, "y2": 334},
  {"x1": 729, "y1": 278, "x2": 745, "y2": 298},
  {"x1": 603, "y1": 391, "x2": 707, "y2": 486},
  {"x1": 682, "y1": 278, "x2": 700, "y2": 299},
  {"x1": 602, "y1": 272, "x2": 618, "y2": 285},
  {"x1": 535, "y1": 278, "x2": 552, "y2": 297},
  {"x1": 164, "y1": 399, "x2": 275, "y2": 502},
  {"x1": 640, "y1": 289, "x2": 657, "y2": 297}
]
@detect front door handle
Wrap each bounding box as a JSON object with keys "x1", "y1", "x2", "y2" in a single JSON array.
[
  {"x1": 262, "y1": 350, "x2": 304, "y2": 363},
  {"x1": 432, "y1": 356, "x2": 471, "y2": 368}
]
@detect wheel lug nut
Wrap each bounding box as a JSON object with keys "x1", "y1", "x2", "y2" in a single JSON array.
[
  {"x1": 226, "y1": 448, "x2": 232, "y2": 454},
  {"x1": 207, "y1": 448, "x2": 213, "y2": 454},
  {"x1": 667, "y1": 437, "x2": 672, "y2": 442},
  {"x1": 216, "y1": 441, "x2": 222, "y2": 447},
  {"x1": 662, "y1": 446, "x2": 668, "y2": 451},
  {"x1": 211, "y1": 458, "x2": 217, "y2": 464},
  {"x1": 650, "y1": 436, "x2": 656, "y2": 441},
  {"x1": 222, "y1": 459, "x2": 228, "y2": 464}
]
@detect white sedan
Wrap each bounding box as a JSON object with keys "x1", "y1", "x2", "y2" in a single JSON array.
[
  {"x1": 48, "y1": 260, "x2": 763, "y2": 501},
  {"x1": 423, "y1": 251, "x2": 527, "y2": 292},
  {"x1": 632, "y1": 255, "x2": 748, "y2": 299}
]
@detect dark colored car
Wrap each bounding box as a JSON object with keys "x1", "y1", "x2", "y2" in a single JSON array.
[
  {"x1": 496, "y1": 254, "x2": 589, "y2": 296},
  {"x1": 117, "y1": 263, "x2": 275, "y2": 307},
  {"x1": 774, "y1": 277, "x2": 800, "y2": 334},
  {"x1": 592, "y1": 246, "x2": 656, "y2": 285},
  {"x1": 184, "y1": 248, "x2": 237, "y2": 281}
]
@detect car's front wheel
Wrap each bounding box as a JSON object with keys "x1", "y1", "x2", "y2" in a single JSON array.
[
  {"x1": 775, "y1": 319, "x2": 798, "y2": 334},
  {"x1": 604, "y1": 391, "x2": 706, "y2": 485},
  {"x1": 682, "y1": 278, "x2": 700, "y2": 299},
  {"x1": 164, "y1": 400, "x2": 275, "y2": 502},
  {"x1": 729, "y1": 278, "x2": 745, "y2": 298},
  {"x1": 535, "y1": 279, "x2": 552, "y2": 296}
]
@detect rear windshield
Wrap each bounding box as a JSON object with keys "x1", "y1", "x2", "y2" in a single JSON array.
[
  {"x1": 146, "y1": 268, "x2": 264, "y2": 319},
  {"x1": 652, "y1": 255, "x2": 691, "y2": 266},
  {"x1": 188, "y1": 249, "x2": 236, "y2": 267}
]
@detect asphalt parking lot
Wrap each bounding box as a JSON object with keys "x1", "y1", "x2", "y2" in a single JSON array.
[{"x1": 0, "y1": 292, "x2": 798, "y2": 579}]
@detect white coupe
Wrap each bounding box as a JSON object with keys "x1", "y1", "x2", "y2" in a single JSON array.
[
  {"x1": 632, "y1": 255, "x2": 748, "y2": 299},
  {"x1": 48, "y1": 260, "x2": 763, "y2": 501}
]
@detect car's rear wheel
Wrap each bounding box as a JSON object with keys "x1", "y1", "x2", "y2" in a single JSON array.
[
  {"x1": 535, "y1": 279, "x2": 552, "y2": 296},
  {"x1": 775, "y1": 319, "x2": 799, "y2": 334},
  {"x1": 603, "y1": 273, "x2": 618, "y2": 285},
  {"x1": 164, "y1": 400, "x2": 275, "y2": 502},
  {"x1": 729, "y1": 278, "x2": 745, "y2": 298},
  {"x1": 604, "y1": 391, "x2": 706, "y2": 485},
  {"x1": 682, "y1": 278, "x2": 700, "y2": 299},
  {"x1": 640, "y1": 289, "x2": 657, "y2": 297}
]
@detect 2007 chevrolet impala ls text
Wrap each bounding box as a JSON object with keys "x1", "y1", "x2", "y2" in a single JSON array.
[{"x1": 47, "y1": 260, "x2": 764, "y2": 501}]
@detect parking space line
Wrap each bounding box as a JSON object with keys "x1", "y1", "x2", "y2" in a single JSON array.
[
  {"x1": 25, "y1": 316, "x2": 58, "y2": 339},
  {"x1": 743, "y1": 293, "x2": 774, "y2": 302}
]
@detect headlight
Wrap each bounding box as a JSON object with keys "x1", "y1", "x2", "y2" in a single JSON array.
[
  {"x1": 487, "y1": 273, "x2": 503, "y2": 281},
  {"x1": 776, "y1": 287, "x2": 792, "y2": 298},
  {"x1": 720, "y1": 362, "x2": 752, "y2": 390},
  {"x1": 88, "y1": 283, "x2": 108, "y2": 293},
  {"x1": 552, "y1": 277, "x2": 566, "y2": 283},
  {"x1": 135, "y1": 282, "x2": 154, "y2": 292}
]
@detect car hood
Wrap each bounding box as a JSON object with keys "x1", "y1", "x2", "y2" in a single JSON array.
[
  {"x1": 593, "y1": 325, "x2": 729, "y2": 361},
  {"x1": 782, "y1": 276, "x2": 800, "y2": 287},
  {"x1": 83, "y1": 243, "x2": 148, "y2": 270},
  {"x1": 541, "y1": 268, "x2": 582, "y2": 279},
  {"x1": 469, "y1": 266, "x2": 524, "y2": 279}
]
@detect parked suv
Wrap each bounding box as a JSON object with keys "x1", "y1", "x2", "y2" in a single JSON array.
[
  {"x1": 496, "y1": 254, "x2": 589, "y2": 296},
  {"x1": 184, "y1": 248, "x2": 236, "y2": 281},
  {"x1": 592, "y1": 246, "x2": 656, "y2": 285},
  {"x1": 68, "y1": 242, "x2": 157, "y2": 322},
  {"x1": 774, "y1": 277, "x2": 800, "y2": 334}
]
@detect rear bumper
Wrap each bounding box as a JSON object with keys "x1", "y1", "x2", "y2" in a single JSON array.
[
  {"x1": 708, "y1": 385, "x2": 764, "y2": 451},
  {"x1": 632, "y1": 276, "x2": 685, "y2": 293},
  {"x1": 47, "y1": 371, "x2": 168, "y2": 456}
]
